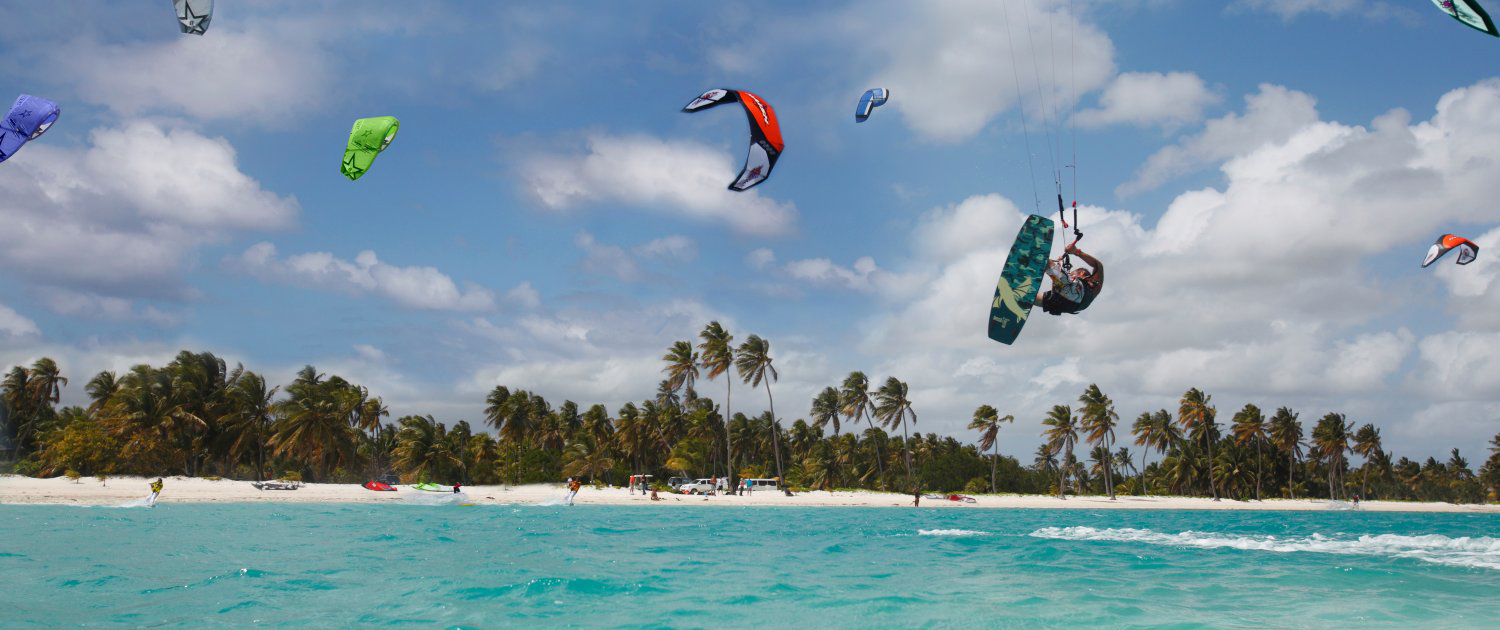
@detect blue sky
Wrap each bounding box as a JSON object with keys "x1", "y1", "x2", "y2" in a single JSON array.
[{"x1": 2, "y1": 0, "x2": 1499, "y2": 462}]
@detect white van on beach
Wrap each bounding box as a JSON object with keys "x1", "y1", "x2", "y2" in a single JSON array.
[
  {"x1": 677, "y1": 478, "x2": 727, "y2": 494},
  {"x1": 742, "y1": 478, "x2": 779, "y2": 492}
]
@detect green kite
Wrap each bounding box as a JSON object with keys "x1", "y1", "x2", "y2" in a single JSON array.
[{"x1": 341, "y1": 116, "x2": 399, "y2": 181}]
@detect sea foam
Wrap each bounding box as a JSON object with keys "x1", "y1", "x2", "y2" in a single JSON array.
[
  {"x1": 919, "y1": 529, "x2": 989, "y2": 536},
  {"x1": 1029, "y1": 526, "x2": 1500, "y2": 570}
]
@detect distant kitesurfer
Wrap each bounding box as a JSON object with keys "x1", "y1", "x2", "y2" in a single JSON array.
[
  {"x1": 566, "y1": 478, "x2": 581, "y2": 505},
  {"x1": 148, "y1": 478, "x2": 163, "y2": 507},
  {"x1": 453, "y1": 481, "x2": 462, "y2": 494},
  {"x1": 1038, "y1": 242, "x2": 1103, "y2": 316}
]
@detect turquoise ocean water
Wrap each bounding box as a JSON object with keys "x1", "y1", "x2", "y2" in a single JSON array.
[{"x1": 3, "y1": 501, "x2": 1498, "y2": 628}]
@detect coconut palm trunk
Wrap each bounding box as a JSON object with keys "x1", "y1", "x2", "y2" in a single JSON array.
[
  {"x1": 990, "y1": 441, "x2": 999, "y2": 494},
  {"x1": 1255, "y1": 440, "x2": 1263, "y2": 501},
  {"x1": 764, "y1": 380, "x2": 785, "y2": 487}
]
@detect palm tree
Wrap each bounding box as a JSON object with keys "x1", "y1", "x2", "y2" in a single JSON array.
[
  {"x1": 1078, "y1": 384, "x2": 1118, "y2": 499},
  {"x1": 1352, "y1": 423, "x2": 1383, "y2": 500},
  {"x1": 810, "y1": 387, "x2": 842, "y2": 437},
  {"x1": 270, "y1": 367, "x2": 360, "y2": 481},
  {"x1": 224, "y1": 371, "x2": 278, "y2": 481},
  {"x1": 874, "y1": 377, "x2": 917, "y2": 490},
  {"x1": 1268, "y1": 407, "x2": 1303, "y2": 499},
  {"x1": 1230, "y1": 403, "x2": 1267, "y2": 501},
  {"x1": 840, "y1": 371, "x2": 885, "y2": 486},
  {"x1": 393, "y1": 415, "x2": 460, "y2": 482},
  {"x1": 698, "y1": 321, "x2": 736, "y2": 489},
  {"x1": 1131, "y1": 410, "x2": 1177, "y2": 494},
  {"x1": 27, "y1": 357, "x2": 67, "y2": 409},
  {"x1": 562, "y1": 437, "x2": 616, "y2": 482},
  {"x1": 4, "y1": 358, "x2": 67, "y2": 456},
  {"x1": 969, "y1": 404, "x2": 1013, "y2": 493},
  {"x1": 1033, "y1": 443, "x2": 1059, "y2": 490},
  {"x1": 1113, "y1": 447, "x2": 1136, "y2": 489},
  {"x1": 1178, "y1": 388, "x2": 1219, "y2": 500},
  {"x1": 83, "y1": 371, "x2": 120, "y2": 421},
  {"x1": 1448, "y1": 448, "x2": 1476, "y2": 503},
  {"x1": 735, "y1": 335, "x2": 784, "y2": 488},
  {"x1": 1312, "y1": 412, "x2": 1353, "y2": 500},
  {"x1": 2, "y1": 365, "x2": 35, "y2": 454},
  {"x1": 662, "y1": 340, "x2": 699, "y2": 400},
  {"x1": 1041, "y1": 405, "x2": 1078, "y2": 499},
  {"x1": 105, "y1": 364, "x2": 198, "y2": 474}
]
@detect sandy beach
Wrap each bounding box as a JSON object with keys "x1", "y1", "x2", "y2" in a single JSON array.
[{"x1": 2, "y1": 475, "x2": 1495, "y2": 512}]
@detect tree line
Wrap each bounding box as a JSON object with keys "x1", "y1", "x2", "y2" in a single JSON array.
[{"x1": 3, "y1": 324, "x2": 1498, "y2": 503}]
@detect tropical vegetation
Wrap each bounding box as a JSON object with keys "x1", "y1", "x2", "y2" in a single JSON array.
[{"x1": 3, "y1": 329, "x2": 1498, "y2": 504}]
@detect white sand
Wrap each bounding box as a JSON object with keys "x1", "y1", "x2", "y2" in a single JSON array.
[{"x1": 2, "y1": 475, "x2": 1495, "y2": 512}]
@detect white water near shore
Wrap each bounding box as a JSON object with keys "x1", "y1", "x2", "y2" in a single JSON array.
[{"x1": 1029, "y1": 525, "x2": 1500, "y2": 570}]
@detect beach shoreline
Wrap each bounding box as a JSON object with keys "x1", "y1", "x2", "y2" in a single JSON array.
[{"x1": 2, "y1": 475, "x2": 1496, "y2": 512}]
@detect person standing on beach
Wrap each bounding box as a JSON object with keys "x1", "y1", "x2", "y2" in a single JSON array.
[{"x1": 148, "y1": 478, "x2": 163, "y2": 507}]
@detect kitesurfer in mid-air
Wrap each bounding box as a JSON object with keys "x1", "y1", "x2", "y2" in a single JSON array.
[{"x1": 1038, "y1": 242, "x2": 1103, "y2": 316}]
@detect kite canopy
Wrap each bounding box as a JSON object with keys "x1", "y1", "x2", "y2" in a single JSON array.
[
  {"x1": 1432, "y1": 0, "x2": 1499, "y2": 37},
  {"x1": 1422, "y1": 233, "x2": 1480, "y2": 267},
  {"x1": 340, "y1": 116, "x2": 400, "y2": 181},
  {"x1": 988, "y1": 215, "x2": 1054, "y2": 345},
  {"x1": 682, "y1": 89, "x2": 784, "y2": 191},
  {"x1": 855, "y1": 88, "x2": 889, "y2": 122},
  {"x1": 0, "y1": 94, "x2": 60, "y2": 165},
  {"x1": 174, "y1": 0, "x2": 214, "y2": 35}
]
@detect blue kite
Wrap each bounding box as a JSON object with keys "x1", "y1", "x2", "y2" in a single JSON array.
[
  {"x1": 855, "y1": 88, "x2": 889, "y2": 123},
  {"x1": 0, "y1": 95, "x2": 60, "y2": 165}
]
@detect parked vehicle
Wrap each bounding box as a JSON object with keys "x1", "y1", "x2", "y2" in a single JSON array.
[
  {"x1": 743, "y1": 478, "x2": 780, "y2": 492},
  {"x1": 677, "y1": 478, "x2": 726, "y2": 494}
]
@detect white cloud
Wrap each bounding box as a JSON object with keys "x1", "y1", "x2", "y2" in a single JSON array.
[
  {"x1": 634, "y1": 236, "x2": 698, "y2": 262},
  {"x1": 522, "y1": 134, "x2": 798, "y2": 236},
  {"x1": 0, "y1": 122, "x2": 296, "y2": 299},
  {"x1": 0, "y1": 304, "x2": 40, "y2": 338},
  {"x1": 504, "y1": 282, "x2": 542, "y2": 310},
  {"x1": 1232, "y1": 0, "x2": 1411, "y2": 19},
  {"x1": 1412, "y1": 330, "x2": 1500, "y2": 400},
  {"x1": 1118, "y1": 84, "x2": 1320, "y2": 196},
  {"x1": 747, "y1": 248, "x2": 777, "y2": 270},
  {"x1": 53, "y1": 31, "x2": 333, "y2": 125},
  {"x1": 353, "y1": 344, "x2": 387, "y2": 362},
  {"x1": 231, "y1": 242, "x2": 496, "y2": 312},
  {"x1": 1400, "y1": 400, "x2": 1500, "y2": 450},
  {"x1": 1073, "y1": 71, "x2": 1219, "y2": 129},
  {"x1": 573, "y1": 233, "x2": 703, "y2": 284},
  {"x1": 859, "y1": 0, "x2": 1116, "y2": 142},
  {"x1": 575, "y1": 232, "x2": 642, "y2": 283},
  {"x1": 784, "y1": 256, "x2": 882, "y2": 291},
  {"x1": 1236, "y1": 0, "x2": 1359, "y2": 16},
  {"x1": 1432, "y1": 226, "x2": 1500, "y2": 329},
  {"x1": 33, "y1": 288, "x2": 181, "y2": 326}
]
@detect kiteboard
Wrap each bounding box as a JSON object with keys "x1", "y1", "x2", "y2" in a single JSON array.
[
  {"x1": 411, "y1": 482, "x2": 446, "y2": 492},
  {"x1": 987, "y1": 215, "x2": 1054, "y2": 345}
]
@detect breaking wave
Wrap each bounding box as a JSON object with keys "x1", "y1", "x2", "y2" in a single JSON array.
[
  {"x1": 919, "y1": 529, "x2": 989, "y2": 537},
  {"x1": 1029, "y1": 526, "x2": 1500, "y2": 570}
]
